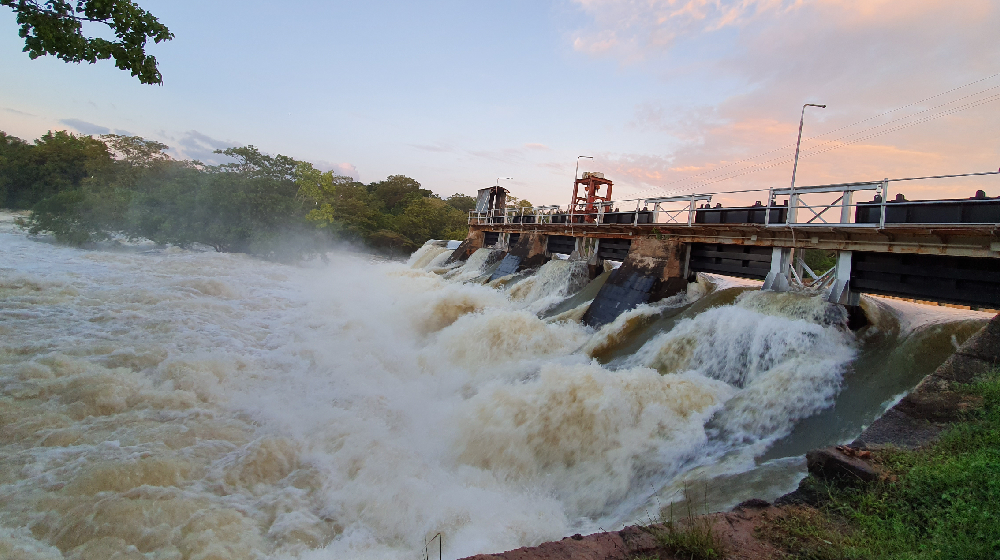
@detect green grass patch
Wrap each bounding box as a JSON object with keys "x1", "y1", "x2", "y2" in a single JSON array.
[
  {"x1": 770, "y1": 369, "x2": 1000, "y2": 560},
  {"x1": 755, "y1": 505, "x2": 856, "y2": 560},
  {"x1": 654, "y1": 517, "x2": 724, "y2": 560},
  {"x1": 651, "y1": 489, "x2": 726, "y2": 560}
]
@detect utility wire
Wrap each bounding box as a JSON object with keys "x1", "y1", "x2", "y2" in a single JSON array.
[
  {"x1": 676, "y1": 91, "x2": 1000, "y2": 191},
  {"x1": 659, "y1": 87, "x2": 1000, "y2": 194},
  {"x1": 628, "y1": 72, "x2": 1000, "y2": 198}
]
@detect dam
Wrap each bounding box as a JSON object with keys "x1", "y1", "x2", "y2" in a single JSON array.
[{"x1": 454, "y1": 172, "x2": 1000, "y2": 329}]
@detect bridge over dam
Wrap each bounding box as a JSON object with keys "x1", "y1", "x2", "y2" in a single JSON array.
[{"x1": 449, "y1": 174, "x2": 1000, "y2": 327}]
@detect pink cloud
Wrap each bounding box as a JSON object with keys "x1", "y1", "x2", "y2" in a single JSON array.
[{"x1": 569, "y1": 0, "x2": 1000, "y2": 202}]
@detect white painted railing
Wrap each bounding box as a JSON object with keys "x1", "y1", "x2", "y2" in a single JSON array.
[{"x1": 468, "y1": 171, "x2": 1000, "y2": 227}]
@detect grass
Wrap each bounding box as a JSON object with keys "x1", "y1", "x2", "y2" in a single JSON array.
[
  {"x1": 759, "y1": 368, "x2": 1000, "y2": 560},
  {"x1": 649, "y1": 488, "x2": 726, "y2": 560},
  {"x1": 755, "y1": 505, "x2": 857, "y2": 560}
]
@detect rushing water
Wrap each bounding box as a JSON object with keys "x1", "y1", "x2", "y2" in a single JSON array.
[{"x1": 0, "y1": 225, "x2": 992, "y2": 560}]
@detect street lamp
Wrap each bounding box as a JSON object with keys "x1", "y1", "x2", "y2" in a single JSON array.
[
  {"x1": 790, "y1": 104, "x2": 826, "y2": 192},
  {"x1": 571, "y1": 156, "x2": 594, "y2": 212},
  {"x1": 495, "y1": 177, "x2": 512, "y2": 187},
  {"x1": 789, "y1": 103, "x2": 825, "y2": 281},
  {"x1": 575, "y1": 156, "x2": 593, "y2": 181}
]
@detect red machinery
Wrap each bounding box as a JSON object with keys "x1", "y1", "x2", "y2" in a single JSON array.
[{"x1": 570, "y1": 172, "x2": 613, "y2": 223}]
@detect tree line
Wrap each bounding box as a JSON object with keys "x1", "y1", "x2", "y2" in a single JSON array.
[{"x1": 0, "y1": 130, "x2": 479, "y2": 257}]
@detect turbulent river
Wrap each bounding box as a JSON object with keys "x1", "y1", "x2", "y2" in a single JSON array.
[{"x1": 0, "y1": 212, "x2": 993, "y2": 560}]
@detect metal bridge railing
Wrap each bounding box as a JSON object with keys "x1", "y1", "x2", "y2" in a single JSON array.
[{"x1": 467, "y1": 171, "x2": 1000, "y2": 228}]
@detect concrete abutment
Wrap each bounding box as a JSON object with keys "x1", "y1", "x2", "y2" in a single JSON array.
[{"x1": 582, "y1": 237, "x2": 691, "y2": 327}]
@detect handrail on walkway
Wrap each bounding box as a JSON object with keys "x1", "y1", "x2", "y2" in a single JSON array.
[{"x1": 468, "y1": 170, "x2": 1000, "y2": 228}]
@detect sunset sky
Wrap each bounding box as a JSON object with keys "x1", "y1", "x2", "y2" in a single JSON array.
[{"x1": 2, "y1": 0, "x2": 998, "y2": 205}]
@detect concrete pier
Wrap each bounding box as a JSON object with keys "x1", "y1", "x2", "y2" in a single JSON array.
[
  {"x1": 457, "y1": 218, "x2": 1000, "y2": 325},
  {"x1": 582, "y1": 238, "x2": 690, "y2": 327}
]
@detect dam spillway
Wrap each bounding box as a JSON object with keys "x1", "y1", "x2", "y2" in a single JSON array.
[
  {"x1": 0, "y1": 209, "x2": 995, "y2": 560},
  {"x1": 459, "y1": 177, "x2": 1000, "y2": 327}
]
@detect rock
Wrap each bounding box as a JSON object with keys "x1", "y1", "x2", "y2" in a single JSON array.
[
  {"x1": 806, "y1": 446, "x2": 881, "y2": 482},
  {"x1": 933, "y1": 352, "x2": 995, "y2": 384},
  {"x1": 958, "y1": 314, "x2": 1000, "y2": 364},
  {"x1": 734, "y1": 498, "x2": 771, "y2": 510}
]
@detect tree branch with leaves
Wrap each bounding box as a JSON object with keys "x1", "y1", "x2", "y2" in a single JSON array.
[{"x1": 2, "y1": 0, "x2": 173, "y2": 84}]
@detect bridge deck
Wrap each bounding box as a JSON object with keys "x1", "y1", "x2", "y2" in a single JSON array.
[{"x1": 470, "y1": 223, "x2": 1000, "y2": 259}]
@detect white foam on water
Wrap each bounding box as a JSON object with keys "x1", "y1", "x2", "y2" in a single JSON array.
[
  {"x1": 0, "y1": 225, "x2": 605, "y2": 560},
  {"x1": 863, "y1": 294, "x2": 995, "y2": 337},
  {"x1": 444, "y1": 247, "x2": 500, "y2": 282},
  {"x1": 453, "y1": 363, "x2": 733, "y2": 517},
  {"x1": 582, "y1": 291, "x2": 692, "y2": 359},
  {"x1": 506, "y1": 259, "x2": 590, "y2": 313},
  {"x1": 1, "y1": 215, "x2": 979, "y2": 560},
  {"x1": 625, "y1": 291, "x2": 857, "y2": 449},
  {"x1": 408, "y1": 241, "x2": 451, "y2": 269}
]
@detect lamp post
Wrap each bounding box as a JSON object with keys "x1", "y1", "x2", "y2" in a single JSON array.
[
  {"x1": 790, "y1": 104, "x2": 826, "y2": 193},
  {"x1": 571, "y1": 156, "x2": 593, "y2": 213},
  {"x1": 575, "y1": 155, "x2": 593, "y2": 182},
  {"x1": 491, "y1": 178, "x2": 512, "y2": 222},
  {"x1": 789, "y1": 103, "x2": 825, "y2": 282}
]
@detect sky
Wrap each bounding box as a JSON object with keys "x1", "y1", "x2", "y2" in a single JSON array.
[{"x1": 2, "y1": 0, "x2": 999, "y2": 206}]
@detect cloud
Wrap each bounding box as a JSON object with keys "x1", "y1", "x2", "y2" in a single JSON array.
[
  {"x1": 468, "y1": 147, "x2": 526, "y2": 163},
  {"x1": 569, "y1": 0, "x2": 1000, "y2": 200},
  {"x1": 524, "y1": 143, "x2": 550, "y2": 150},
  {"x1": 410, "y1": 143, "x2": 455, "y2": 153},
  {"x1": 169, "y1": 130, "x2": 239, "y2": 164},
  {"x1": 4, "y1": 108, "x2": 35, "y2": 117},
  {"x1": 571, "y1": 0, "x2": 799, "y2": 60},
  {"x1": 313, "y1": 160, "x2": 360, "y2": 179},
  {"x1": 183, "y1": 130, "x2": 234, "y2": 151},
  {"x1": 59, "y1": 119, "x2": 110, "y2": 135}
]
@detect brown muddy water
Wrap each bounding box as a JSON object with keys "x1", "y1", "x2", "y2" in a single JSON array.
[{"x1": 1, "y1": 221, "x2": 992, "y2": 559}]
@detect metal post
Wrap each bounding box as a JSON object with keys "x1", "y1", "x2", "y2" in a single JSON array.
[
  {"x1": 827, "y1": 251, "x2": 853, "y2": 304},
  {"x1": 790, "y1": 104, "x2": 826, "y2": 193},
  {"x1": 788, "y1": 192, "x2": 799, "y2": 224},
  {"x1": 762, "y1": 247, "x2": 793, "y2": 292},
  {"x1": 687, "y1": 198, "x2": 696, "y2": 226},
  {"x1": 764, "y1": 188, "x2": 773, "y2": 226},
  {"x1": 571, "y1": 156, "x2": 593, "y2": 217},
  {"x1": 840, "y1": 190, "x2": 853, "y2": 224},
  {"x1": 789, "y1": 103, "x2": 826, "y2": 226},
  {"x1": 878, "y1": 179, "x2": 888, "y2": 229}
]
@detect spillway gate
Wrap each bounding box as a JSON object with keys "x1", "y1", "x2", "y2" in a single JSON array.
[{"x1": 453, "y1": 174, "x2": 1000, "y2": 326}]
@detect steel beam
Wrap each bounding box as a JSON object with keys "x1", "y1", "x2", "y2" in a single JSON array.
[
  {"x1": 827, "y1": 251, "x2": 854, "y2": 305},
  {"x1": 762, "y1": 247, "x2": 793, "y2": 291},
  {"x1": 469, "y1": 223, "x2": 1000, "y2": 259}
]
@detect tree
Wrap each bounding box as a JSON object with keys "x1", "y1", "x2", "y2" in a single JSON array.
[
  {"x1": 20, "y1": 131, "x2": 167, "y2": 243},
  {"x1": 394, "y1": 197, "x2": 468, "y2": 245},
  {"x1": 506, "y1": 195, "x2": 533, "y2": 209},
  {"x1": 2, "y1": 0, "x2": 173, "y2": 85},
  {"x1": 0, "y1": 132, "x2": 33, "y2": 208},
  {"x1": 369, "y1": 174, "x2": 431, "y2": 213},
  {"x1": 297, "y1": 164, "x2": 383, "y2": 241},
  {"x1": 0, "y1": 130, "x2": 111, "y2": 209},
  {"x1": 445, "y1": 193, "x2": 476, "y2": 213},
  {"x1": 194, "y1": 146, "x2": 306, "y2": 253}
]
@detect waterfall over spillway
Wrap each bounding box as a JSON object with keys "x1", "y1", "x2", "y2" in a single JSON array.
[{"x1": 0, "y1": 227, "x2": 992, "y2": 560}]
